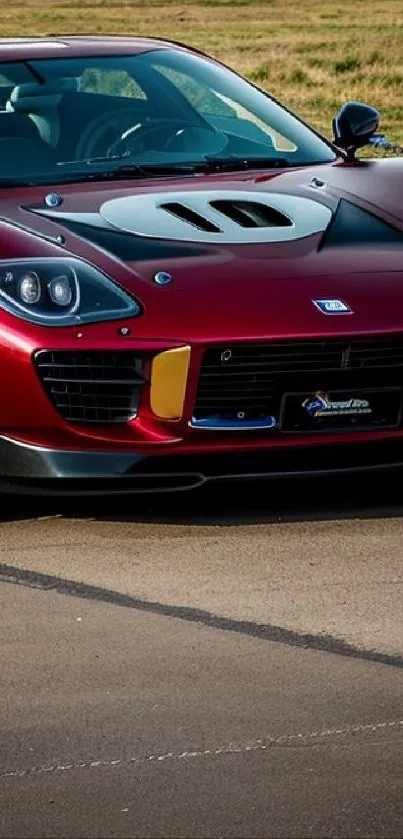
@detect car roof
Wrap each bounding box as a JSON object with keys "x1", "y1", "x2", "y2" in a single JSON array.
[{"x1": 0, "y1": 35, "x2": 192, "y2": 61}]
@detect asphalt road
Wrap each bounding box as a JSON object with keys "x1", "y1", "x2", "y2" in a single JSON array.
[{"x1": 1, "y1": 474, "x2": 403, "y2": 838}]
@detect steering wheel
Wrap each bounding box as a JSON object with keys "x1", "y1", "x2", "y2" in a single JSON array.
[{"x1": 74, "y1": 108, "x2": 228, "y2": 160}]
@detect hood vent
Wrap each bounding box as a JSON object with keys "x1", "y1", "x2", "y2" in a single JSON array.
[
  {"x1": 210, "y1": 200, "x2": 292, "y2": 229},
  {"x1": 161, "y1": 199, "x2": 292, "y2": 232},
  {"x1": 33, "y1": 190, "x2": 333, "y2": 245},
  {"x1": 162, "y1": 202, "x2": 221, "y2": 233},
  {"x1": 99, "y1": 190, "x2": 332, "y2": 243}
]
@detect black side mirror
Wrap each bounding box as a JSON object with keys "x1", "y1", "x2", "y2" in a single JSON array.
[{"x1": 333, "y1": 101, "x2": 380, "y2": 160}]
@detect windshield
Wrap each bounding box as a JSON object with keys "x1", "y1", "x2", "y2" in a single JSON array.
[{"x1": 0, "y1": 49, "x2": 336, "y2": 185}]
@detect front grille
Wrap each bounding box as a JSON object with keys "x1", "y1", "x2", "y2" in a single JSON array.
[
  {"x1": 193, "y1": 337, "x2": 403, "y2": 422},
  {"x1": 35, "y1": 350, "x2": 145, "y2": 425}
]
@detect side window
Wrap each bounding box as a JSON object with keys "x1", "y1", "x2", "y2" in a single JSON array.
[
  {"x1": 153, "y1": 64, "x2": 295, "y2": 151},
  {"x1": 153, "y1": 65, "x2": 235, "y2": 118},
  {"x1": 79, "y1": 68, "x2": 147, "y2": 100}
]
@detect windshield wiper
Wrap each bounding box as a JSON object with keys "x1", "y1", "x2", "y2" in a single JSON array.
[
  {"x1": 51, "y1": 162, "x2": 200, "y2": 184},
  {"x1": 200, "y1": 156, "x2": 290, "y2": 173},
  {"x1": 12, "y1": 157, "x2": 291, "y2": 189},
  {"x1": 53, "y1": 158, "x2": 290, "y2": 184},
  {"x1": 57, "y1": 152, "x2": 132, "y2": 167}
]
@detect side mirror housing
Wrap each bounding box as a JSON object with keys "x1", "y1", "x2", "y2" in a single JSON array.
[{"x1": 333, "y1": 101, "x2": 380, "y2": 160}]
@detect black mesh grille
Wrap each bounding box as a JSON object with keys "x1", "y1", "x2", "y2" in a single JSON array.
[
  {"x1": 34, "y1": 350, "x2": 145, "y2": 425},
  {"x1": 193, "y1": 337, "x2": 403, "y2": 421}
]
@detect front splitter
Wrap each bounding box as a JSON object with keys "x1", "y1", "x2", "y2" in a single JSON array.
[{"x1": 2, "y1": 434, "x2": 403, "y2": 495}]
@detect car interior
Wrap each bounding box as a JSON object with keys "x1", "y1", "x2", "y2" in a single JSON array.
[
  {"x1": 0, "y1": 61, "x2": 281, "y2": 178},
  {"x1": 0, "y1": 77, "x2": 160, "y2": 175},
  {"x1": 0, "y1": 50, "x2": 329, "y2": 180}
]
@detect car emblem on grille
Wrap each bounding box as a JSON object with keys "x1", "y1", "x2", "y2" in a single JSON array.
[
  {"x1": 221, "y1": 349, "x2": 232, "y2": 363},
  {"x1": 313, "y1": 299, "x2": 352, "y2": 314}
]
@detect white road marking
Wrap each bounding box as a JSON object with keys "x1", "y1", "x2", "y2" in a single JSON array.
[{"x1": 1, "y1": 719, "x2": 403, "y2": 781}]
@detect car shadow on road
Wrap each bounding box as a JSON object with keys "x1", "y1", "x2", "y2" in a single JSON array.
[{"x1": 2, "y1": 472, "x2": 402, "y2": 525}]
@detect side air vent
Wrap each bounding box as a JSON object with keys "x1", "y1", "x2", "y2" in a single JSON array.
[{"x1": 210, "y1": 200, "x2": 292, "y2": 228}]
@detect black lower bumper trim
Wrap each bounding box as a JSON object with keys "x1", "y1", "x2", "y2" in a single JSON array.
[
  {"x1": 1, "y1": 435, "x2": 403, "y2": 494},
  {"x1": 0, "y1": 435, "x2": 203, "y2": 495}
]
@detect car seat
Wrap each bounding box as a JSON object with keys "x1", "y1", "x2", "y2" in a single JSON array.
[{"x1": 6, "y1": 77, "x2": 78, "y2": 148}]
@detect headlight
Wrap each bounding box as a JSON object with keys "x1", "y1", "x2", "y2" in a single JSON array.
[{"x1": 0, "y1": 257, "x2": 141, "y2": 326}]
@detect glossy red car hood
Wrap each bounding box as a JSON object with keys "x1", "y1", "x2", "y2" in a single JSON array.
[{"x1": 2, "y1": 157, "x2": 403, "y2": 343}]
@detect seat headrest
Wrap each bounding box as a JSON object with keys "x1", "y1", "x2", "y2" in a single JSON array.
[
  {"x1": 7, "y1": 78, "x2": 78, "y2": 112},
  {"x1": 6, "y1": 78, "x2": 78, "y2": 147}
]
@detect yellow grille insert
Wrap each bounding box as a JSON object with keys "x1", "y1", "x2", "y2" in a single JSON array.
[{"x1": 150, "y1": 346, "x2": 191, "y2": 419}]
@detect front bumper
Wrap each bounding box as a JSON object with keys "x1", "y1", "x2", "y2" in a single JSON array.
[{"x1": 2, "y1": 434, "x2": 403, "y2": 494}]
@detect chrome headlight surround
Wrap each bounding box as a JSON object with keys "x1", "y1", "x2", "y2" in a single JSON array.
[{"x1": 0, "y1": 257, "x2": 141, "y2": 326}]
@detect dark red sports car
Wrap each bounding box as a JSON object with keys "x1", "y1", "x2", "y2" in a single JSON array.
[{"x1": 1, "y1": 34, "x2": 402, "y2": 494}]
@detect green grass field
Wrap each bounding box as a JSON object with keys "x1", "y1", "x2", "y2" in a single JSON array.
[{"x1": 1, "y1": 0, "x2": 403, "y2": 149}]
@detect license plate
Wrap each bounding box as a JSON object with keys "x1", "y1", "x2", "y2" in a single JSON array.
[{"x1": 280, "y1": 387, "x2": 402, "y2": 432}]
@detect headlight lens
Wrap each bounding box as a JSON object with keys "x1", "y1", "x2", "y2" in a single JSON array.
[
  {"x1": 0, "y1": 258, "x2": 141, "y2": 326},
  {"x1": 19, "y1": 272, "x2": 42, "y2": 305},
  {"x1": 48, "y1": 275, "x2": 73, "y2": 307}
]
